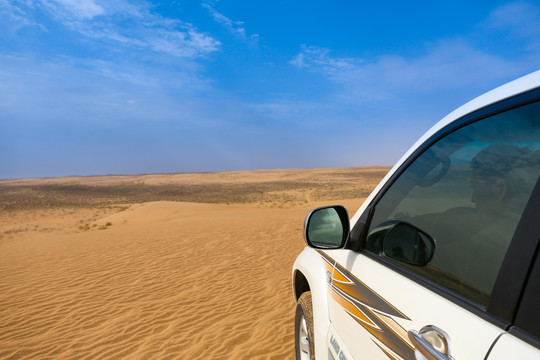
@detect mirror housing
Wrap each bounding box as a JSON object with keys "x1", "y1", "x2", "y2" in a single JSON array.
[
  {"x1": 304, "y1": 205, "x2": 350, "y2": 249},
  {"x1": 367, "y1": 220, "x2": 435, "y2": 266}
]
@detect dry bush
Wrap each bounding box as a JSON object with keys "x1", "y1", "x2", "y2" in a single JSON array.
[{"x1": 0, "y1": 167, "x2": 390, "y2": 211}]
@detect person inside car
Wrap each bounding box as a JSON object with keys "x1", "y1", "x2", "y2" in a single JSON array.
[{"x1": 431, "y1": 144, "x2": 539, "y2": 293}]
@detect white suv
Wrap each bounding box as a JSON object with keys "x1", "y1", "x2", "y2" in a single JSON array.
[{"x1": 293, "y1": 70, "x2": 540, "y2": 360}]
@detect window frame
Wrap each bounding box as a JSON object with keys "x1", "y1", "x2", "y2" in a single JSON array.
[
  {"x1": 349, "y1": 87, "x2": 540, "y2": 329},
  {"x1": 509, "y1": 194, "x2": 540, "y2": 347}
]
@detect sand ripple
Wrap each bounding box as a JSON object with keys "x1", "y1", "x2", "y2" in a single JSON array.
[{"x1": 0, "y1": 200, "x2": 362, "y2": 359}]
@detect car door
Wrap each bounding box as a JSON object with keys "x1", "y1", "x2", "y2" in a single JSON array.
[{"x1": 326, "y1": 90, "x2": 540, "y2": 360}]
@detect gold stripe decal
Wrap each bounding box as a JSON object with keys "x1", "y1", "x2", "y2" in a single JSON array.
[{"x1": 318, "y1": 251, "x2": 415, "y2": 360}]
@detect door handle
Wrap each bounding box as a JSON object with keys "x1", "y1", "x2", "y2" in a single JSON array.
[{"x1": 407, "y1": 325, "x2": 454, "y2": 360}]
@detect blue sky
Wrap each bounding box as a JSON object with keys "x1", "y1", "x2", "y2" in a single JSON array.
[{"x1": 1, "y1": 0, "x2": 539, "y2": 179}]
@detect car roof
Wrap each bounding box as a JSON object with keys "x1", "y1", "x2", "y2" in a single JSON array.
[{"x1": 351, "y1": 70, "x2": 540, "y2": 225}]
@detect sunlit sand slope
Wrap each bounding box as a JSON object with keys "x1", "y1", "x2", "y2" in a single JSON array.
[{"x1": 0, "y1": 199, "x2": 364, "y2": 359}]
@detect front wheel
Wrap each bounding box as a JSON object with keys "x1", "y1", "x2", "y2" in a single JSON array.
[{"x1": 295, "y1": 291, "x2": 315, "y2": 360}]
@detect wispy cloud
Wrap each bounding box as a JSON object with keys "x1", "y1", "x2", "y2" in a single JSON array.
[
  {"x1": 3, "y1": 0, "x2": 220, "y2": 58},
  {"x1": 0, "y1": 51, "x2": 215, "y2": 122},
  {"x1": 294, "y1": 40, "x2": 526, "y2": 101},
  {"x1": 291, "y1": 1, "x2": 540, "y2": 103},
  {"x1": 0, "y1": 0, "x2": 41, "y2": 28},
  {"x1": 0, "y1": 1, "x2": 222, "y2": 141},
  {"x1": 483, "y1": 1, "x2": 540, "y2": 39},
  {"x1": 202, "y1": 2, "x2": 259, "y2": 43},
  {"x1": 44, "y1": 0, "x2": 105, "y2": 20}
]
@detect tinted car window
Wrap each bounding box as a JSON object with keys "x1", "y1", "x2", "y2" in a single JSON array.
[{"x1": 366, "y1": 100, "x2": 540, "y2": 306}]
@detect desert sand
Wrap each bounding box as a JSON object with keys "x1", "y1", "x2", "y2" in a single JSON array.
[{"x1": 0, "y1": 167, "x2": 388, "y2": 359}]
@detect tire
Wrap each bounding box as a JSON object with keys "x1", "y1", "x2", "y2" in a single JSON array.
[{"x1": 295, "y1": 291, "x2": 315, "y2": 360}]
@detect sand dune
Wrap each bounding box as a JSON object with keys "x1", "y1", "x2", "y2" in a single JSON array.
[{"x1": 0, "y1": 168, "x2": 384, "y2": 359}]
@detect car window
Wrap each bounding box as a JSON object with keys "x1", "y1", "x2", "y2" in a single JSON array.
[{"x1": 365, "y1": 100, "x2": 540, "y2": 307}]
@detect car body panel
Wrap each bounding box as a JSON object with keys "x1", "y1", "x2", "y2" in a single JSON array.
[
  {"x1": 486, "y1": 334, "x2": 540, "y2": 359},
  {"x1": 326, "y1": 324, "x2": 354, "y2": 360},
  {"x1": 327, "y1": 250, "x2": 503, "y2": 359}
]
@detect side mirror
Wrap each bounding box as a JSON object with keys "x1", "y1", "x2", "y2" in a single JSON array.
[
  {"x1": 367, "y1": 221, "x2": 435, "y2": 266},
  {"x1": 304, "y1": 205, "x2": 350, "y2": 249}
]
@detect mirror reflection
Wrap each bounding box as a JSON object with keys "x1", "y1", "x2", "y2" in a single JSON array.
[{"x1": 306, "y1": 207, "x2": 345, "y2": 248}]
